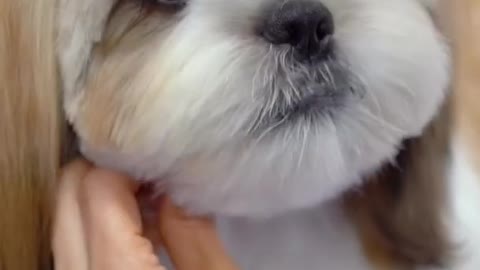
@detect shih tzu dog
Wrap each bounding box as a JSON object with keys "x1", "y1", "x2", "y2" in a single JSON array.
[{"x1": 53, "y1": 0, "x2": 480, "y2": 269}]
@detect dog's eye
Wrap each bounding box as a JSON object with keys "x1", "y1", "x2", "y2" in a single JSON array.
[
  {"x1": 151, "y1": 0, "x2": 187, "y2": 8},
  {"x1": 140, "y1": 0, "x2": 188, "y2": 13}
]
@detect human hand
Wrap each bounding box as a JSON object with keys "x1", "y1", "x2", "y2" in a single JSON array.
[{"x1": 52, "y1": 159, "x2": 239, "y2": 270}]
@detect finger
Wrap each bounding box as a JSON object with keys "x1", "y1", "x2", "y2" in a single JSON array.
[
  {"x1": 137, "y1": 189, "x2": 165, "y2": 253},
  {"x1": 52, "y1": 159, "x2": 92, "y2": 270},
  {"x1": 157, "y1": 197, "x2": 239, "y2": 270},
  {"x1": 80, "y1": 169, "x2": 142, "y2": 238},
  {"x1": 79, "y1": 168, "x2": 165, "y2": 270}
]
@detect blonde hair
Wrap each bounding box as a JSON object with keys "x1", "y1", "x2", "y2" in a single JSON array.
[{"x1": 0, "y1": 0, "x2": 61, "y2": 269}]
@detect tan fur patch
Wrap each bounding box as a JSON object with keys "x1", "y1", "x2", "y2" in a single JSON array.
[
  {"x1": 75, "y1": 2, "x2": 172, "y2": 152},
  {"x1": 346, "y1": 198, "x2": 406, "y2": 270}
]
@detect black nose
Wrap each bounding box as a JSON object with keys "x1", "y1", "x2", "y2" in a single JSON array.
[{"x1": 260, "y1": 0, "x2": 334, "y2": 61}]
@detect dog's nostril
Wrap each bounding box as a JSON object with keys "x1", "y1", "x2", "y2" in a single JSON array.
[{"x1": 260, "y1": 0, "x2": 334, "y2": 60}]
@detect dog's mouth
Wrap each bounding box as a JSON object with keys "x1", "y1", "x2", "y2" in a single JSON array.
[
  {"x1": 273, "y1": 89, "x2": 348, "y2": 121},
  {"x1": 249, "y1": 58, "x2": 364, "y2": 133}
]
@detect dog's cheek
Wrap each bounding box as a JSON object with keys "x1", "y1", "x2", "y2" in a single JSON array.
[
  {"x1": 57, "y1": 0, "x2": 117, "y2": 119},
  {"x1": 68, "y1": 75, "x2": 167, "y2": 180},
  {"x1": 72, "y1": 66, "x2": 150, "y2": 157}
]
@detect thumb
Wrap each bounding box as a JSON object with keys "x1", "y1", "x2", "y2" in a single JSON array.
[{"x1": 78, "y1": 168, "x2": 164, "y2": 270}]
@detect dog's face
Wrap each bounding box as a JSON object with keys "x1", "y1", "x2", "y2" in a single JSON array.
[{"x1": 69, "y1": 0, "x2": 449, "y2": 218}]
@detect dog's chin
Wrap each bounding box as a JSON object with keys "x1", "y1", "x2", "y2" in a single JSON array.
[
  {"x1": 79, "y1": 141, "x2": 359, "y2": 219},
  {"x1": 78, "y1": 102, "x2": 400, "y2": 219}
]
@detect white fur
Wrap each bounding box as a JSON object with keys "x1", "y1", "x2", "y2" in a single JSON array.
[
  {"x1": 71, "y1": 0, "x2": 450, "y2": 218},
  {"x1": 207, "y1": 136, "x2": 480, "y2": 270},
  {"x1": 438, "y1": 138, "x2": 480, "y2": 270},
  {"x1": 158, "y1": 137, "x2": 480, "y2": 270},
  {"x1": 157, "y1": 134, "x2": 480, "y2": 270},
  {"x1": 216, "y1": 203, "x2": 372, "y2": 270}
]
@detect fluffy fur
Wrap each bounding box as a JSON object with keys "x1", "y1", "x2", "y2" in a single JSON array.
[{"x1": 68, "y1": 0, "x2": 450, "y2": 219}]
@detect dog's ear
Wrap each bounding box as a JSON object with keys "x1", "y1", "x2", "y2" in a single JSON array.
[{"x1": 56, "y1": 0, "x2": 118, "y2": 122}]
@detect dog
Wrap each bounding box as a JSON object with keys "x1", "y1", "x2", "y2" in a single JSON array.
[
  {"x1": 61, "y1": 0, "x2": 447, "y2": 215},
  {"x1": 1, "y1": 0, "x2": 480, "y2": 269}
]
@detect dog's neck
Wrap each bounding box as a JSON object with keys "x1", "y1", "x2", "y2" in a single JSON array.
[{"x1": 209, "y1": 101, "x2": 480, "y2": 270}]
